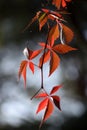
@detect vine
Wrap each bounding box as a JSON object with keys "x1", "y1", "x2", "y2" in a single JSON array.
[{"x1": 18, "y1": 0, "x2": 77, "y2": 128}]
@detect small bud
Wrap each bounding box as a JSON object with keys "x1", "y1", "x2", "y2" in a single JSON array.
[{"x1": 23, "y1": 48, "x2": 29, "y2": 58}]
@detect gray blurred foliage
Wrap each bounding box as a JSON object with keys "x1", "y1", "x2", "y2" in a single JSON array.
[{"x1": 0, "y1": 0, "x2": 87, "y2": 130}]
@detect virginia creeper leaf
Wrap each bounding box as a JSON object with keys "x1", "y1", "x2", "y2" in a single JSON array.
[
  {"x1": 35, "y1": 84, "x2": 62, "y2": 127},
  {"x1": 29, "y1": 49, "x2": 42, "y2": 60},
  {"x1": 49, "y1": 37, "x2": 55, "y2": 48},
  {"x1": 18, "y1": 60, "x2": 28, "y2": 88},
  {"x1": 39, "y1": 13, "x2": 48, "y2": 30},
  {"x1": 29, "y1": 62, "x2": 34, "y2": 74},
  {"x1": 62, "y1": 24, "x2": 74, "y2": 44},
  {"x1": 36, "y1": 98, "x2": 48, "y2": 114},
  {"x1": 52, "y1": 0, "x2": 61, "y2": 9},
  {"x1": 62, "y1": 0, "x2": 67, "y2": 7},
  {"x1": 48, "y1": 24, "x2": 59, "y2": 47},
  {"x1": 50, "y1": 85, "x2": 62, "y2": 95},
  {"x1": 51, "y1": 95, "x2": 61, "y2": 110},
  {"x1": 62, "y1": 0, "x2": 72, "y2": 8},
  {"x1": 52, "y1": 0, "x2": 72, "y2": 9},
  {"x1": 49, "y1": 51, "x2": 60, "y2": 76},
  {"x1": 53, "y1": 44, "x2": 77, "y2": 54}
]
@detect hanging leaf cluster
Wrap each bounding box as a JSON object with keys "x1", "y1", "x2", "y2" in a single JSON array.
[
  {"x1": 18, "y1": 0, "x2": 77, "y2": 128},
  {"x1": 35, "y1": 86, "x2": 61, "y2": 127}
]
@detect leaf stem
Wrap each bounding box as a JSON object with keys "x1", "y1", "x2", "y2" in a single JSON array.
[
  {"x1": 31, "y1": 87, "x2": 48, "y2": 100},
  {"x1": 40, "y1": 32, "x2": 49, "y2": 89},
  {"x1": 31, "y1": 88, "x2": 42, "y2": 100}
]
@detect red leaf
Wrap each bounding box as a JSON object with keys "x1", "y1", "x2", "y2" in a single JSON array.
[
  {"x1": 49, "y1": 36, "x2": 55, "y2": 48},
  {"x1": 36, "y1": 98, "x2": 49, "y2": 114},
  {"x1": 49, "y1": 51, "x2": 60, "y2": 76},
  {"x1": 52, "y1": 0, "x2": 72, "y2": 9},
  {"x1": 62, "y1": 0, "x2": 72, "y2": 8},
  {"x1": 53, "y1": 44, "x2": 77, "y2": 54},
  {"x1": 51, "y1": 95, "x2": 61, "y2": 110},
  {"x1": 42, "y1": 8, "x2": 49, "y2": 13},
  {"x1": 22, "y1": 64, "x2": 27, "y2": 88},
  {"x1": 18, "y1": 60, "x2": 28, "y2": 88},
  {"x1": 39, "y1": 13, "x2": 48, "y2": 30},
  {"x1": 50, "y1": 85, "x2": 62, "y2": 95},
  {"x1": 62, "y1": 0, "x2": 67, "y2": 8},
  {"x1": 29, "y1": 62, "x2": 34, "y2": 74},
  {"x1": 35, "y1": 93, "x2": 48, "y2": 98},
  {"x1": 62, "y1": 24, "x2": 74, "y2": 44},
  {"x1": 39, "y1": 50, "x2": 50, "y2": 67},
  {"x1": 48, "y1": 24, "x2": 59, "y2": 47},
  {"x1": 29, "y1": 49, "x2": 42, "y2": 60},
  {"x1": 40, "y1": 99, "x2": 54, "y2": 127},
  {"x1": 52, "y1": 0, "x2": 61, "y2": 9}
]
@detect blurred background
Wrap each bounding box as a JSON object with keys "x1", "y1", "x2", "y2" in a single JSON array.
[{"x1": 0, "y1": 0, "x2": 87, "y2": 130}]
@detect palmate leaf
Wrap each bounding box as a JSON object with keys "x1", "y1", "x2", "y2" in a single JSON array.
[
  {"x1": 39, "y1": 43, "x2": 61, "y2": 75},
  {"x1": 49, "y1": 51, "x2": 60, "y2": 76},
  {"x1": 53, "y1": 44, "x2": 77, "y2": 54},
  {"x1": 39, "y1": 41, "x2": 77, "y2": 76},
  {"x1": 18, "y1": 60, "x2": 36, "y2": 87},
  {"x1": 35, "y1": 85, "x2": 62, "y2": 127}
]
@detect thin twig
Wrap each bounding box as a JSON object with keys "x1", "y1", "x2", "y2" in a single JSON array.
[
  {"x1": 40, "y1": 32, "x2": 49, "y2": 89},
  {"x1": 31, "y1": 88, "x2": 42, "y2": 100}
]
